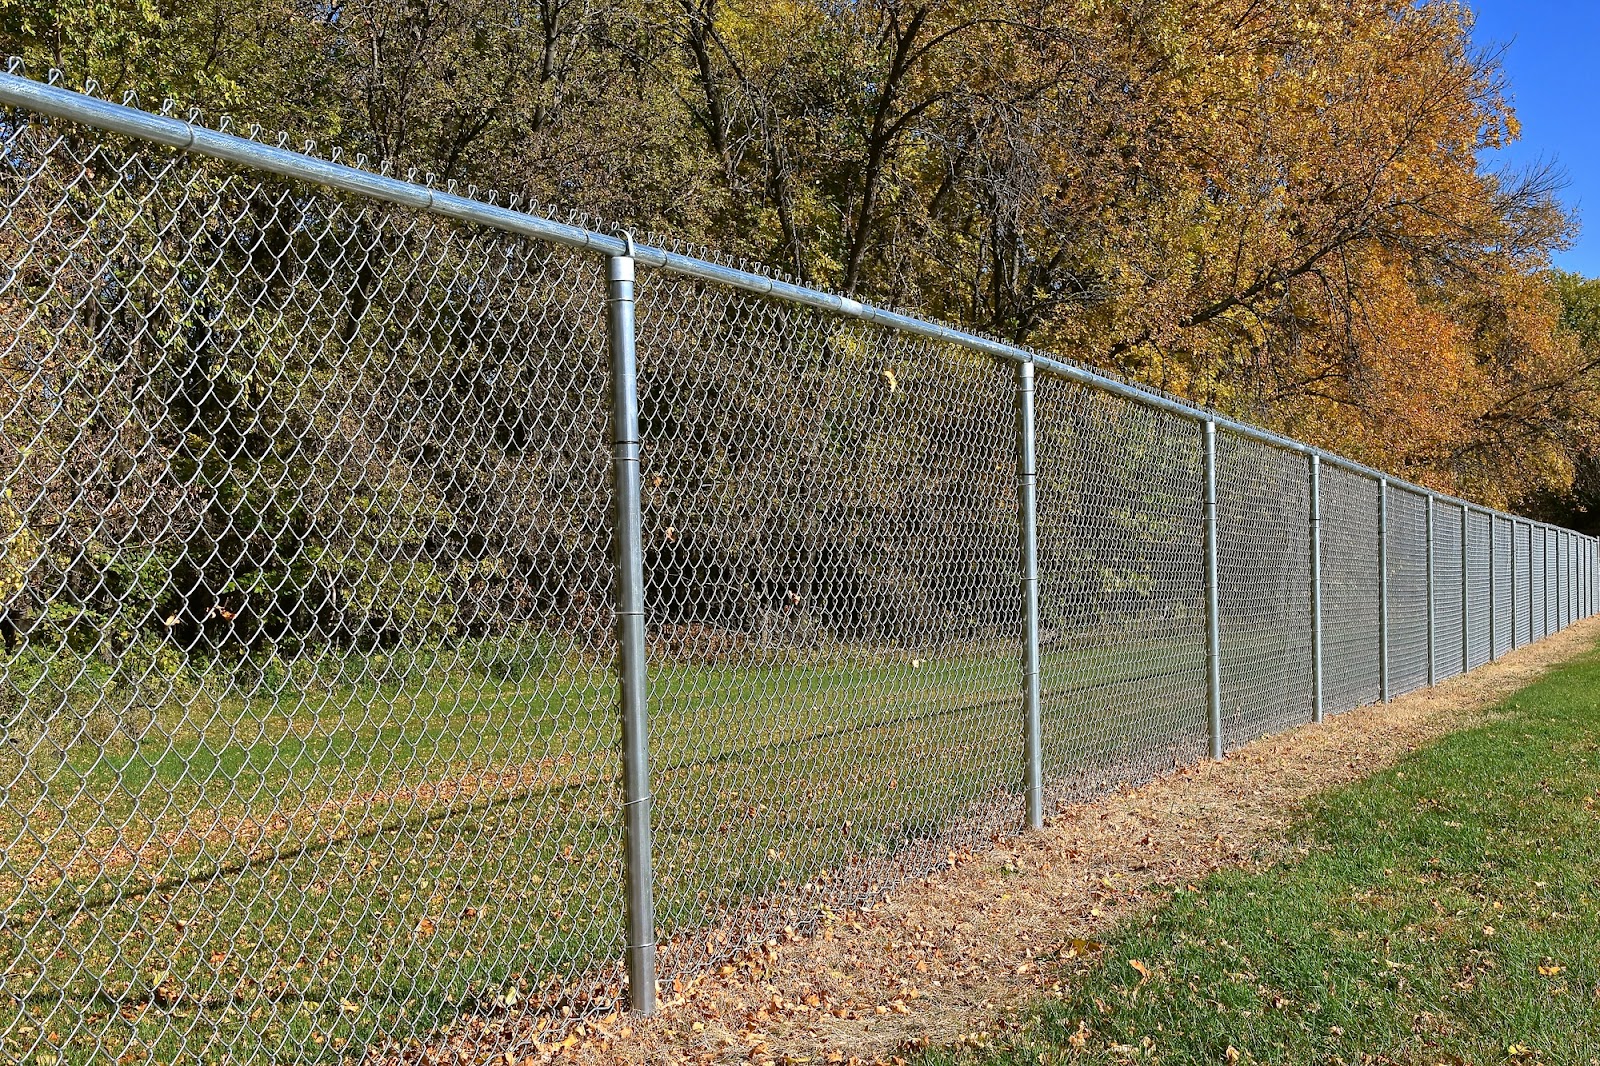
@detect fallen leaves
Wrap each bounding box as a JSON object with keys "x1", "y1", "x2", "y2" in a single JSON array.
[{"x1": 1063, "y1": 938, "x2": 1102, "y2": 959}]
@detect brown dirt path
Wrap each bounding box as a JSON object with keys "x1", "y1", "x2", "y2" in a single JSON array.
[{"x1": 496, "y1": 619, "x2": 1600, "y2": 1066}]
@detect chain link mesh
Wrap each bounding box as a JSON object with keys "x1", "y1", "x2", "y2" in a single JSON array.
[
  {"x1": 1542, "y1": 528, "x2": 1555, "y2": 633},
  {"x1": 1216, "y1": 431, "x2": 1312, "y2": 746},
  {"x1": 1384, "y1": 487, "x2": 1430, "y2": 697},
  {"x1": 1492, "y1": 517, "x2": 1513, "y2": 658},
  {"x1": 1563, "y1": 534, "x2": 1574, "y2": 629},
  {"x1": 0, "y1": 75, "x2": 1596, "y2": 1066},
  {"x1": 1033, "y1": 378, "x2": 1208, "y2": 803},
  {"x1": 1529, "y1": 524, "x2": 1542, "y2": 633},
  {"x1": 1433, "y1": 506, "x2": 1466, "y2": 681},
  {"x1": 0, "y1": 112, "x2": 632, "y2": 1064},
  {"x1": 630, "y1": 271, "x2": 1024, "y2": 990},
  {"x1": 1466, "y1": 511, "x2": 1492, "y2": 669},
  {"x1": 1515, "y1": 523, "x2": 1533, "y2": 647},
  {"x1": 1318, "y1": 464, "x2": 1381, "y2": 714}
]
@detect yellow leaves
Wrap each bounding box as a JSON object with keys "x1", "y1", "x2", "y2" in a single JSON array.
[
  {"x1": 1128, "y1": 958, "x2": 1151, "y2": 984},
  {"x1": 0, "y1": 493, "x2": 40, "y2": 603},
  {"x1": 1537, "y1": 962, "x2": 1565, "y2": 977}
]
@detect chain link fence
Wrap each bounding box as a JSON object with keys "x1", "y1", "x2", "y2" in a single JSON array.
[{"x1": 0, "y1": 71, "x2": 1597, "y2": 1065}]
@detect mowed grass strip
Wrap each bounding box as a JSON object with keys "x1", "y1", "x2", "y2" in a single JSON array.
[{"x1": 925, "y1": 642, "x2": 1600, "y2": 1066}]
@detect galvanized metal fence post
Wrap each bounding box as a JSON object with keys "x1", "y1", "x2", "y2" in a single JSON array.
[
  {"x1": 1379, "y1": 478, "x2": 1390, "y2": 702},
  {"x1": 1310, "y1": 455, "x2": 1323, "y2": 724},
  {"x1": 1463, "y1": 508, "x2": 1471, "y2": 665},
  {"x1": 1016, "y1": 359, "x2": 1044, "y2": 830},
  {"x1": 607, "y1": 248, "x2": 657, "y2": 1016},
  {"x1": 1489, "y1": 515, "x2": 1498, "y2": 662},
  {"x1": 1204, "y1": 419, "x2": 1224, "y2": 758},
  {"x1": 1425, "y1": 496, "x2": 1436, "y2": 686}
]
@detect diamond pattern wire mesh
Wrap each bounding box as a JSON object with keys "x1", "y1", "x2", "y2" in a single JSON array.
[
  {"x1": 1556, "y1": 534, "x2": 1564, "y2": 631},
  {"x1": 1466, "y1": 512, "x2": 1492, "y2": 669},
  {"x1": 1532, "y1": 528, "x2": 1549, "y2": 641},
  {"x1": 0, "y1": 112, "x2": 628, "y2": 1063},
  {"x1": 1318, "y1": 464, "x2": 1380, "y2": 715},
  {"x1": 1385, "y1": 487, "x2": 1429, "y2": 697},
  {"x1": 1493, "y1": 517, "x2": 1513, "y2": 658},
  {"x1": 0, "y1": 72, "x2": 1596, "y2": 1066},
  {"x1": 1033, "y1": 377, "x2": 1208, "y2": 804},
  {"x1": 1562, "y1": 533, "x2": 1571, "y2": 630},
  {"x1": 1563, "y1": 535, "x2": 1573, "y2": 629},
  {"x1": 1216, "y1": 431, "x2": 1312, "y2": 746},
  {"x1": 1547, "y1": 530, "x2": 1560, "y2": 636},
  {"x1": 1515, "y1": 523, "x2": 1533, "y2": 647},
  {"x1": 1434, "y1": 506, "x2": 1466, "y2": 681},
  {"x1": 629, "y1": 271, "x2": 1024, "y2": 989}
]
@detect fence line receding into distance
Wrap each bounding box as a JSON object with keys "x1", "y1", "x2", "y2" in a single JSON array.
[{"x1": 0, "y1": 68, "x2": 1595, "y2": 1064}]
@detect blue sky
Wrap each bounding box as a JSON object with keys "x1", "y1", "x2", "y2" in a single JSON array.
[{"x1": 1471, "y1": 1, "x2": 1600, "y2": 277}]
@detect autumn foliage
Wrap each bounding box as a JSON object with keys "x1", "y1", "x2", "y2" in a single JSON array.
[{"x1": 2, "y1": 0, "x2": 1597, "y2": 504}]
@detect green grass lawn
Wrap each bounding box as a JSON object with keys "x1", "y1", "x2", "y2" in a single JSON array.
[
  {"x1": 0, "y1": 626, "x2": 1221, "y2": 1065},
  {"x1": 924, "y1": 640, "x2": 1600, "y2": 1066}
]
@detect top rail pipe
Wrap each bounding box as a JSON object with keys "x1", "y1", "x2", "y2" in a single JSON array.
[{"x1": 0, "y1": 68, "x2": 1585, "y2": 529}]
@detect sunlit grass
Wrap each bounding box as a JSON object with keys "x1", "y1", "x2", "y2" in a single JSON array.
[{"x1": 924, "y1": 640, "x2": 1600, "y2": 1066}]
